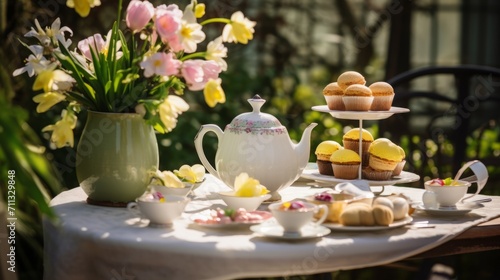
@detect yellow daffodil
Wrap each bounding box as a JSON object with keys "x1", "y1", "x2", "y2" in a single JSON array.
[
  {"x1": 234, "y1": 173, "x2": 269, "y2": 197},
  {"x1": 174, "y1": 164, "x2": 205, "y2": 183},
  {"x1": 206, "y1": 37, "x2": 228, "y2": 71},
  {"x1": 194, "y1": 3, "x2": 205, "y2": 18},
  {"x1": 33, "y1": 92, "x2": 66, "y2": 113},
  {"x1": 186, "y1": 1, "x2": 205, "y2": 18},
  {"x1": 66, "y1": 0, "x2": 102, "y2": 17},
  {"x1": 33, "y1": 68, "x2": 75, "y2": 93},
  {"x1": 42, "y1": 110, "x2": 77, "y2": 148},
  {"x1": 203, "y1": 78, "x2": 226, "y2": 108},
  {"x1": 222, "y1": 11, "x2": 256, "y2": 44}
]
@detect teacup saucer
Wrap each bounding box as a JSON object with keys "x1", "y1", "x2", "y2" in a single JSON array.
[
  {"x1": 250, "y1": 222, "x2": 331, "y2": 240},
  {"x1": 415, "y1": 202, "x2": 484, "y2": 216}
]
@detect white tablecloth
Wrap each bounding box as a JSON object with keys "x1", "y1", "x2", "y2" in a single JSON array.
[{"x1": 43, "y1": 175, "x2": 500, "y2": 280}]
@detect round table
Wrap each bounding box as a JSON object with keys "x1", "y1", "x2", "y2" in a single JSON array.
[{"x1": 43, "y1": 175, "x2": 500, "y2": 280}]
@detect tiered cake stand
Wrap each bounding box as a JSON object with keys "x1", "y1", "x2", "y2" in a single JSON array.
[{"x1": 302, "y1": 105, "x2": 420, "y2": 187}]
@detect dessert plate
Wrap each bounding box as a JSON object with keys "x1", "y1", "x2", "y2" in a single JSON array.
[
  {"x1": 323, "y1": 216, "x2": 413, "y2": 232},
  {"x1": 414, "y1": 202, "x2": 484, "y2": 217},
  {"x1": 301, "y1": 168, "x2": 420, "y2": 186},
  {"x1": 311, "y1": 105, "x2": 410, "y2": 120},
  {"x1": 250, "y1": 223, "x2": 331, "y2": 240},
  {"x1": 191, "y1": 210, "x2": 272, "y2": 229}
]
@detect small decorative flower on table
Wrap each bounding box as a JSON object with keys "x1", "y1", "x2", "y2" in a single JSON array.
[{"x1": 150, "y1": 164, "x2": 206, "y2": 197}]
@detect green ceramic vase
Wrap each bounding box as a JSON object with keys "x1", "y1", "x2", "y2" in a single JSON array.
[{"x1": 76, "y1": 111, "x2": 159, "y2": 205}]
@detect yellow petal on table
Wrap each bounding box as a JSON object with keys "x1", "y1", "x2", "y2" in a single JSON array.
[
  {"x1": 161, "y1": 171, "x2": 184, "y2": 188},
  {"x1": 234, "y1": 173, "x2": 269, "y2": 197}
]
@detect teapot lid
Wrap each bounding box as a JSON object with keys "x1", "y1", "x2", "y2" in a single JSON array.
[{"x1": 226, "y1": 95, "x2": 287, "y2": 134}]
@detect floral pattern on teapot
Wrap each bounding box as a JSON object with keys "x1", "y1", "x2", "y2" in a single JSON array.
[{"x1": 226, "y1": 119, "x2": 287, "y2": 135}]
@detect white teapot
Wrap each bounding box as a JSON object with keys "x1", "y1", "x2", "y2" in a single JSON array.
[{"x1": 194, "y1": 95, "x2": 317, "y2": 201}]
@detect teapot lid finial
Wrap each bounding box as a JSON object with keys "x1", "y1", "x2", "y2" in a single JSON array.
[{"x1": 249, "y1": 94, "x2": 266, "y2": 113}]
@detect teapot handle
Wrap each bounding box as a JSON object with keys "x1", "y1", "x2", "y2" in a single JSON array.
[{"x1": 194, "y1": 124, "x2": 223, "y2": 179}]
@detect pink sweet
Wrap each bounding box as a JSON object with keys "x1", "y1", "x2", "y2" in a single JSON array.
[{"x1": 314, "y1": 192, "x2": 333, "y2": 202}]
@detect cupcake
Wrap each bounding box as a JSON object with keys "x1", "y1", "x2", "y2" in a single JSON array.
[
  {"x1": 342, "y1": 84, "x2": 374, "y2": 111},
  {"x1": 337, "y1": 71, "x2": 366, "y2": 90},
  {"x1": 392, "y1": 145, "x2": 406, "y2": 176},
  {"x1": 365, "y1": 139, "x2": 404, "y2": 180},
  {"x1": 369, "y1": 82, "x2": 394, "y2": 111},
  {"x1": 315, "y1": 141, "x2": 342, "y2": 175},
  {"x1": 323, "y1": 82, "x2": 345, "y2": 110},
  {"x1": 330, "y1": 149, "x2": 361, "y2": 180},
  {"x1": 342, "y1": 128, "x2": 374, "y2": 167}
]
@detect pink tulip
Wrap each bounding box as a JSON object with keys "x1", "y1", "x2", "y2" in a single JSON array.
[
  {"x1": 126, "y1": 0, "x2": 155, "y2": 33},
  {"x1": 140, "y1": 52, "x2": 181, "y2": 78},
  {"x1": 181, "y1": 60, "x2": 222, "y2": 91},
  {"x1": 155, "y1": 4, "x2": 182, "y2": 45},
  {"x1": 181, "y1": 60, "x2": 204, "y2": 89},
  {"x1": 78, "y1": 34, "x2": 105, "y2": 60}
]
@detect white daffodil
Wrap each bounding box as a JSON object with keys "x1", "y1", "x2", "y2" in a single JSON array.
[
  {"x1": 206, "y1": 36, "x2": 228, "y2": 71},
  {"x1": 13, "y1": 45, "x2": 51, "y2": 77},
  {"x1": 178, "y1": 7, "x2": 205, "y2": 53},
  {"x1": 158, "y1": 95, "x2": 189, "y2": 132},
  {"x1": 25, "y1": 18, "x2": 73, "y2": 48},
  {"x1": 103, "y1": 29, "x2": 123, "y2": 60}
]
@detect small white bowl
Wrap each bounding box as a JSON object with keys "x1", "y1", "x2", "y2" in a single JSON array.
[
  {"x1": 424, "y1": 180, "x2": 471, "y2": 207},
  {"x1": 127, "y1": 195, "x2": 190, "y2": 227},
  {"x1": 218, "y1": 192, "x2": 271, "y2": 211},
  {"x1": 152, "y1": 180, "x2": 205, "y2": 197}
]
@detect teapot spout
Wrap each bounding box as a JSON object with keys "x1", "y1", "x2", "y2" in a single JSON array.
[{"x1": 295, "y1": 123, "x2": 318, "y2": 166}]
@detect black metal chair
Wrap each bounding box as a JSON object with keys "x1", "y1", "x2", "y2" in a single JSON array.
[{"x1": 379, "y1": 65, "x2": 500, "y2": 186}]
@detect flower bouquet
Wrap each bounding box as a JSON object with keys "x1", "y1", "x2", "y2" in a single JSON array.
[{"x1": 13, "y1": 0, "x2": 255, "y2": 148}]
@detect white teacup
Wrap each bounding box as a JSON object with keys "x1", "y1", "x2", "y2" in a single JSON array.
[
  {"x1": 268, "y1": 200, "x2": 328, "y2": 233},
  {"x1": 424, "y1": 180, "x2": 471, "y2": 207},
  {"x1": 127, "y1": 195, "x2": 190, "y2": 227}
]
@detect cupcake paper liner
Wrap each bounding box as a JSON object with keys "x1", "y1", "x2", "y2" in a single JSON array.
[
  {"x1": 325, "y1": 95, "x2": 345, "y2": 111},
  {"x1": 331, "y1": 163, "x2": 360, "y2": 179},
  {"x1": 370, "y1": 95, "x2": 394, "y2": 111},
  {"x1": 342, "y1": 96, "x2": 374, "y2": 111},
  {"x1": 317, "y1": 160, "x2": 334, "y2": 176},
  {"x1": 392, "y1": 160, "x2": 406, "y2": 176},
  {"x1": 362, "y1": 167, "x2": 393, "y2": 181}
]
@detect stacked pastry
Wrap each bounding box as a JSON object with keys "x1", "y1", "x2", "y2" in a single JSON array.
[{"x1": 323, "y1": 71, "x2": 395, "y2": 111}]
